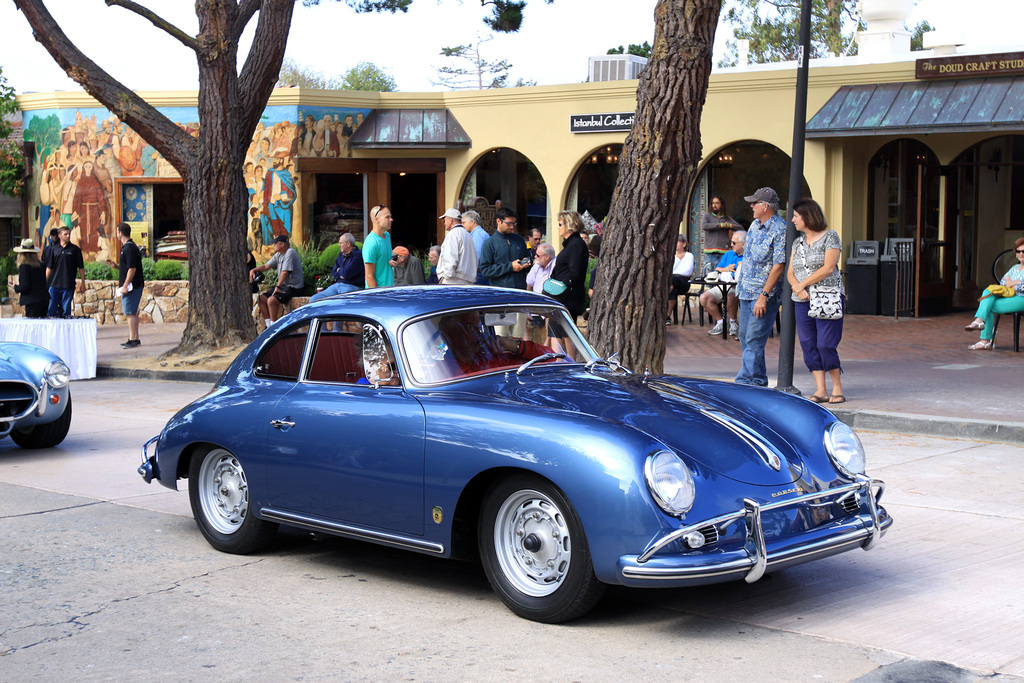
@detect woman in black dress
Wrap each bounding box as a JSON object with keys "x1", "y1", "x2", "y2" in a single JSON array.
[
  {"x1": 13, "y1": 238, "x2": 49, "y2": 318},
  {"x1": 547, "y1": 211, "x2": 590, "y2": 355}
]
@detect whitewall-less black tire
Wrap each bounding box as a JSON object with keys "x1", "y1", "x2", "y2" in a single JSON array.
[{"x1": 189, "y1": 446, "x2": 277, "y2": 554}]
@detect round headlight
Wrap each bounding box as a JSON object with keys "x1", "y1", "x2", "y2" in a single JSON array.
[
  {"x1": 44, "y1": 361, "x2": 71, "y2": 389},
  {"x1": 824, "y1": 421, "x2": 866, "y2": 476},
  {"x1": 644, "y1": 450, "x2": 696, "y2": 517}
]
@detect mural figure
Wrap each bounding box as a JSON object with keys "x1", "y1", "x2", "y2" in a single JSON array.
[
  {"x1": 261, "y1": 156, "x2": 296, "y2": 243},
  {"x1": 72, "y1": 159, "x2": 107, "y2": 254}
]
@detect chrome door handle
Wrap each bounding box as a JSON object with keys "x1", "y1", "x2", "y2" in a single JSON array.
[{"x1": 271, "y1": 419, "x2": 295, "y2": 429}]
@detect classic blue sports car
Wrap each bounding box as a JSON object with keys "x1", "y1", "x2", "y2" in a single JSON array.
[
  {"x1": 1, "y1": 342, "x2": 72, "y2": 449},
  {"x1": 139, "y1": 286, "x2": 891, "y2": 623}
]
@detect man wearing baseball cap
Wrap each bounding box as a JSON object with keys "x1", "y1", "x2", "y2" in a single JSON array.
[
  {"x1": 735, "y1": 187, "x2": 787, "y2": 386},
  {"x1": 436, "y1": 207, "x2": 478, "y2": 285},
  {"x1": 250, "y1": 233, "x2": 304, "y2": 325}
]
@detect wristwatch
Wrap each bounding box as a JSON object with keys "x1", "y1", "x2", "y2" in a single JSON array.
[{"x1": 759, "y1": 291, "x2": 770, "y2": 298}]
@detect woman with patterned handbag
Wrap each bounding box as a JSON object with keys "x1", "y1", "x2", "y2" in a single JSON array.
[{"x1": 787, "y1": 198, "x2": 846, "y2": 404}]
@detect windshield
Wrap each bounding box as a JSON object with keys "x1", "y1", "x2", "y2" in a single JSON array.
[{"x1": 401, "y1": 306, "x2": 596, "y2": 384}]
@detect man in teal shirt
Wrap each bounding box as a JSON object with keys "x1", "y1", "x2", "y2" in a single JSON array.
[{"x1": 364, "y1": 204, "x2": 394, "y2": 288}]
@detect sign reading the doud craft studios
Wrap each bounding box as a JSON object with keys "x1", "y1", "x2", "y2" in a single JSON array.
[
  {"x1": 570, "y1": 112, "x2": 635, "y2": 133},
  {"x1": 917, "y1": 51, "x2": 1024, "y2": 79}
]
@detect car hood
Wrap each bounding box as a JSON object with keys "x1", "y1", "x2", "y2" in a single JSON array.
[
  {"x1": 503, "y1": 370, "x2": 819, "y2": 486},
  {"x1": 0, "y1": 349, "x2": 40, "y2": 384}
]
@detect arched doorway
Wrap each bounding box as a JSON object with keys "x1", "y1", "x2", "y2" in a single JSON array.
[
  {"x1": 459, "y1": 148, "x2": 547, "y2": 239},
  {"x1": 689, "y1": 141, "x2": 808, "y2": 272},
  {"x1": 867, "y1": 139, "x2": 947, "y2": 314},
  {"x1": 566, "y1": 144, "x2": 621, "y2": 234}
]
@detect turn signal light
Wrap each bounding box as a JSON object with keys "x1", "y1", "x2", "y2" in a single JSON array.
[{"x1": 50, "y1": 394, "x2": 61, "y2": 405}]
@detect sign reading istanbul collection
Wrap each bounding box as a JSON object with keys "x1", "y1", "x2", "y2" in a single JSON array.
[
  {"x1": 916, "y1": 51, "x2": 1024, "y2": 80},
  {"x1": 570, "y1": 112, "x2": 635, "y2": 133}
]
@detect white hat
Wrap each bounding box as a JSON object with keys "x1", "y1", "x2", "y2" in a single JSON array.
[
  {"x1": 439, "y1": 208, "x2": 462, "y2": 220},
  {"x1": 13, "y1": 238, "x2": 39, "y2": 253}
]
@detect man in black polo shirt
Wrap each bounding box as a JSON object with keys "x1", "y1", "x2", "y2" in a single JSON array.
[
  {"x1": 43, "y1": 226, "x2": 85, "y2": 318},
  {"x1": 116, "y1": 223, "x2": 145, "y2": 348}
]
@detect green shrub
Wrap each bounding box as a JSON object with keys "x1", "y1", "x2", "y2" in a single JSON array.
[
  {"x1": 141, "y1": 257, "x2": 157, "y2": 281},
  {"x1": 84, "y1": 260, "x2": 115, "y2": 281},
  {"x1": 180, "y1": 262, "x2": 189, "y2": 280},
  {"x1": 153, "y1": 259, "x2": 184, "y2": 280},
  {"x1": 295, "y1": 241, "x2": 329, "y2": 295},
  {"x1": 0, "y1": 251, "x2": 16, "y2": 299}
]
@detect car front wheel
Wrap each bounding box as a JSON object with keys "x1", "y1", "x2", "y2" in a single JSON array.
[
  {"x1": 189, "y1": 446, "x2": 277, "y2": 554},
  {"x1": 479, "y1": 475, "x2": 605, "y2": 623},
  {"x1": 11, "y1": 393, "x2": 72, "y2": 449}
]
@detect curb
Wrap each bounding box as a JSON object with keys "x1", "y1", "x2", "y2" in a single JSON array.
[
  {"x1": 832, "y1": 408, "x2": 1024, "y2": 445},
  {"x1": 96, "y1": 365, "x2": 222, "y2": 385}
]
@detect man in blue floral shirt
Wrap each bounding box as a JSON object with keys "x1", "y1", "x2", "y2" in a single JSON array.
[{"x1": 735, "y1": 187, "x2": 787, "y2": 386}]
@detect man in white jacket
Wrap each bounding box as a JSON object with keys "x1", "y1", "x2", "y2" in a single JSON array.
[{"x1": 436, "y1": 208, "x2": 478, "y2": 285}]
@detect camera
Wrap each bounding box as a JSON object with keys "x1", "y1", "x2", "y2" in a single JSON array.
[{"x1": 519, "y1": 258, "x2": 532, "y2": 266}]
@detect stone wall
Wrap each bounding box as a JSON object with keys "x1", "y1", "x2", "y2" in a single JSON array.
[{"x1": 6, "y1": 277, "x2": 189, "y2": 325}]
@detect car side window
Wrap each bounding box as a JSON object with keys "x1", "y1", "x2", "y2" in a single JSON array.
[
  {"x1": 307, "y1": 319, "x2": 367, "y2": 384},
  {"x1": 254, "y1": 324, "x2": 310, "y2": 381}
]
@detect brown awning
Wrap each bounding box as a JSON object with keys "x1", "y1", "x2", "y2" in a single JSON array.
[
  {"x1": 348, "y1": 109, "x2": 471, "y2": 149},
  {"x1": 807, "y1": 76, "x2": 1024, "y2": 138}
]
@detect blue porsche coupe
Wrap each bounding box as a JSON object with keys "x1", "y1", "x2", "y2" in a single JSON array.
[{"x1": 139, "y1": 286, "x2": 891, "y2": 623}]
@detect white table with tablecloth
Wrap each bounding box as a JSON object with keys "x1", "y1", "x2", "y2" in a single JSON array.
[{"x1": 0, "y1": 317, "x2": 98, "y2": 380}]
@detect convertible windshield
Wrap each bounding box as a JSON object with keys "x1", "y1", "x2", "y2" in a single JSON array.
[{"x1": 401, "y1": 306, "x2": 596, "y2": 384}]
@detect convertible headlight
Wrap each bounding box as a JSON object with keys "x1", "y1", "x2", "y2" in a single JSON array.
[
  {"x1": 43, "y1": 361, "x2": 71, "y2": 389},
  {"x1": 824, "y1": 421, "x2": 866, "y2": 477},
  {"x1": 644, "y1": 450, "x2": 695, "y2": 517}
]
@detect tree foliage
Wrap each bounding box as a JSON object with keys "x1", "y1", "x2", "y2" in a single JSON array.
[
  {"x1": 277, "y1": 57, "x2": 344, "y2": 89},
  {"x1": 607, "y1": 41, "x2": 653, "y2": 58},
  {"x1": 433, "y1": 35, "x2": 518, "y2": 90},
  {"x1": 910, "y1": 20, "x2": 934, "y2": 51},
  {"x1": 0, "y1": 67, "x2": 25, "y2": 198},
  {"x1": 338, "y1": 62, "x2": 398, "y2": 92}
]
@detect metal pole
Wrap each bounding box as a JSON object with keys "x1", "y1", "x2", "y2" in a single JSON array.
[{"x1": 776, "y1": 0, "x2": 812, "y2": 395}]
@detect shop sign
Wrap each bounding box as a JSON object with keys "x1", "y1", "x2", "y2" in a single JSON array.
[
  {"x1": 570, "y1": 112, "x2": 634, "y2": 133},
  {"x1": 916, "y1": 51, "x2": 1024, "y2": 79}
]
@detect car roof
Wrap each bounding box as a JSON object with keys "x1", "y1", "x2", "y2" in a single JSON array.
[{"x1": 299, "y1": 285, "x2": 558, "y2": 327}]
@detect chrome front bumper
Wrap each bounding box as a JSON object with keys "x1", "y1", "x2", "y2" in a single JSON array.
[
  {"x1": 138, "y1": 435, "x2": 160, "y2": 483},
  {"x1": 621, "y1": 475, "x2": 888, "y2": 585}
]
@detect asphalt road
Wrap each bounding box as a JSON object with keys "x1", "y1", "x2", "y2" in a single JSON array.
[{"x1": 1, "y1": 379, "x2": 1022, "y2": 682}]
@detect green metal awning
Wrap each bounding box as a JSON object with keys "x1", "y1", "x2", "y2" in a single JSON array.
[
  {"x1": 806, "y1": 76, "x2": 1024, "y2": 138},
  {"x1": 348, "y1": 109, "x2": 471, "y2": 149}
]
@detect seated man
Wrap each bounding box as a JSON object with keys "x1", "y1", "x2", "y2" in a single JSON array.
[
  {"x1": 310, "y1": 232, "x2": 364, "y2": 302},
  {"x1": 251, "y1": 234, "x2": 304, "y2": 325},
  {"x1": 700, "y1": 229, "x2": 745, "y2": 337},
  {"x1": 439, "y1": 311, "x2": 553, "y2": 375}
]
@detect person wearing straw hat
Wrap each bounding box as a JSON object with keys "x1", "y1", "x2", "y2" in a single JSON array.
[{"x1": 13, "y1": 239, "x2": 49, "y2": 319}]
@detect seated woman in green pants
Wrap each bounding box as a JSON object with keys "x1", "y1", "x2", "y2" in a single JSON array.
[{"x1": 965, "y1": 237, "x2": 1024, "y2": 349}]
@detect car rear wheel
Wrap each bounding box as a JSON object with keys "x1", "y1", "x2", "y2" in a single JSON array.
[
  {"x1": 11, "y1": 393, "x2": 72, "y2": 449},
  {"x1": 189, "y1": 446, "x2": 277, "y2": 554},
  {"x1": 479, "y1": 474, "x2": 605, "y2": 623}
]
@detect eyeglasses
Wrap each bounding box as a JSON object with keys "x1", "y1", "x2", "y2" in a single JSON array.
[
  {"x1": 501, "y1": 220, "x2": 517, "y2": 227},
  {"x1": 1016, "y1": 249, "x2": 1024, "y2": 254},
  {"x1": 370, "y1": 204, "x2": 386, "y2": 220}
]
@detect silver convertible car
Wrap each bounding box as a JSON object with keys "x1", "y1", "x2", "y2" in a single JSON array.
[
  {"x1": 139, "y1": 286, "x2": 891, "y2": 623},
  {"x1": 0, "y1": 342, "x2": 72, "y2": 449}
]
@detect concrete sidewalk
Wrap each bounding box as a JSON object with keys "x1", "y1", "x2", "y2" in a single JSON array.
[{"x1": 91, "y1": 310, "x2": 1024, "y2": 443}]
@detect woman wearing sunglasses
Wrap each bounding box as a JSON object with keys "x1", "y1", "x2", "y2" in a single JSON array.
[{"x1": 965, "y1": 236, "x2": 1024, "y2": 349}]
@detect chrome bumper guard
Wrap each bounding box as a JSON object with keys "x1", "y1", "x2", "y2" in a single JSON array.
[
  {"x1": 138, "y1": 435, "x2": 160, "y2": 483},
  {"x1": 635, "y1": 475, "x2": 886, "y2": 583}
]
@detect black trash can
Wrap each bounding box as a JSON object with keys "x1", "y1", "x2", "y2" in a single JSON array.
[{"x1": 846, "y1": 241, "x2": 880, "y2": 315}]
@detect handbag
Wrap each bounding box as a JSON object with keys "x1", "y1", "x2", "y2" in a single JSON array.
[
  {"x1": 979, "y1": 284, "x2": 1016, "y2": 300},
  {"x1": 808, "y1": 285, "x2": 843, "y2": 320},
  {"x1": 542, "y1": 278, "x2": 567, "y2": 296}
]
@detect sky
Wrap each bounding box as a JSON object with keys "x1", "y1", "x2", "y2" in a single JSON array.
[{"x1": 0, "y1": 0, "x2": 1021, "y2": 96}]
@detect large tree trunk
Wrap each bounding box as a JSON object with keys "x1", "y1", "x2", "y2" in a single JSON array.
[
  {"x1": 587, "y1": 0, "x2": 722, "y2": 374},
  {"x1": 14, "y1": 0, "x2": 294, "y2": 354}
]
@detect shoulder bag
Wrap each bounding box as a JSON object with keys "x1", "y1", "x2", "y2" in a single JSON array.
[
  {"x1": 808, "y1": 285, "x2": 843, "y2": 320},
  {"x1": 542, "y1": 278, "x2": 567, "y2": 296}
]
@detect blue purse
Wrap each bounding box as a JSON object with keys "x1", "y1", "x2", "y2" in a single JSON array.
[{"x1": 542, "y1": 278, "x2": 567, "y2": 296}]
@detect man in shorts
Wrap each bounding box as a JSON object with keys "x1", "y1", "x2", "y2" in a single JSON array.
[
  {"x1": 700, "y1": 230, "x2": 745, "y2": 337},
  {"x1": 115, "y1": 223, "x2": 145, "y2": 348},
  {"x1": 251, "y1": 233, "x2": 304, "y2": 325}
]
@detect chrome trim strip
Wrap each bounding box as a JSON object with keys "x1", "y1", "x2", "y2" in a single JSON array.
[
  {"x1": 637, "y1": 477, "x2": 886, "y2": 564},
  {"x1": 260, "y1": 508, "x2": 446, "y2": 555}
]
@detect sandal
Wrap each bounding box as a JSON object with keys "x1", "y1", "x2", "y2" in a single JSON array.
[
  {"x1": 808, "y1": 394, "x2": 829, "y2": 404},
  {"x1": 968, "y1": 339, "x2": 993, "y2": 350},
  {"x1": 828, "y1": 395, "x2": 846, "y2": 404},
  {"x1": 964, "y1": 319, "x2": 985, "y2": 331}
]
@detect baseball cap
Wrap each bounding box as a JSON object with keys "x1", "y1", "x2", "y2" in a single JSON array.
[
  {"x1": 743, "y1": 187, "x2": 780, "y2": 204},
  {"x1": 439, "y1": 208, "x2": 461, "y2": 220},
  {"x1": 273, "y1": 234, "x2": 289, "y2": 244}
]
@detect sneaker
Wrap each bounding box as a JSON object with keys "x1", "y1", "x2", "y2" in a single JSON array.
[
  {"x1": 666, "y1": 317, "x2": 673, "y2": 326},
  {"x1": 729, "y1": 321, "x2": 739, "y2": 337},
  {"x1": 707, "y1": 320, "x2": 724, "y2": 336},
  {"x1": 121, "y1": 339, "x2": 141, "y2": 349}
]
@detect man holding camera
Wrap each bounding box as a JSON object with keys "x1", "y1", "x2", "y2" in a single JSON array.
[{"x1": 480, "y1": 207, "x2": 530, "y2": 290}]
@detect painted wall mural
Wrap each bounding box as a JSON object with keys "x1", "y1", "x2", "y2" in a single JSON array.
[{"x1": 23, "y1": 103, "x2": 370, "y2": 263}]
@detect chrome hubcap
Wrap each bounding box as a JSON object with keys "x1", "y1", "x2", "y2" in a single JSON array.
[
  {"x1": 198, "y1": 449, "x2": 249, "y2": 535},
  {"x1": 494, "y1": 489, "x2": 571, "y2": 597}
]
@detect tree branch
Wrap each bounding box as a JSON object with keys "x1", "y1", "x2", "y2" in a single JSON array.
[
  {"x1": 104, "y1": 0, "x2": 200, "y2": 52},
  {"x1": 235, "y1": 0, "x2": 263, "y2": 41},
  {"x1": 237, "y1": 0, "x2": 295, "y2": 152},
  {"x1": 13, "y1": 0, "x2": 194, "y2": 172}
]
